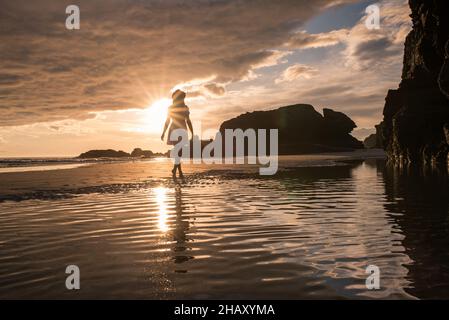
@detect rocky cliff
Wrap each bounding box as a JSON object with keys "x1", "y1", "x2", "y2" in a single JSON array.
[
  {"x1": 379, "y1": 0, "x2": 449, "y2": 164},
  {"x1": 219, "y1": 104, "x2": 363, "y2": 155}
]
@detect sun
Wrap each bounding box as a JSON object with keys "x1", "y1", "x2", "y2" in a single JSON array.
[
  {"x1": 143, "y1": 98, "x2": 171, "y2": 133},
  {"x1": 151, "y1": 98, "x2": 172, "y2": 110}
]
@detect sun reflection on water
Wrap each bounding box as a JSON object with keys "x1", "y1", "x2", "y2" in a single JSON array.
[{"x1": 154, "y1": 187, "x2": 169, "y2": 233}]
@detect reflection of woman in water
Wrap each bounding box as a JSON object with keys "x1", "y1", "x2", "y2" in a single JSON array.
[
  {"x1": 161, "y1": 90, "x2": 194, "y2": 178},
  {"x1": 172, "y1": 184, "x2": 192, "y2": 265}
]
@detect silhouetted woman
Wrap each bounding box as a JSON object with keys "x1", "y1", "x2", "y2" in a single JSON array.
[{"x1": 161, "y1": 90, "x2": 194, "y2": 178}]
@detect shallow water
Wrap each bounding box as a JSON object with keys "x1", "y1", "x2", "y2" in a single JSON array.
[{"x1": 1, "y1": 159, "x2": 448, "y2": 299}]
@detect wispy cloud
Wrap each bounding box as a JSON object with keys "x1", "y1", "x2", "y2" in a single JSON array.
[
  {"x1": 275, "y1": 64, "x2": 319, "y2": 83},
  {"x1": 285, "y1": 29, "x2": 349, "y2": 49}
]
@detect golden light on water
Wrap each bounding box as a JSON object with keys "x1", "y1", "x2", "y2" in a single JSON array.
[{"x1": 154, "y1": 187, "x2": 169, "y2": 233}]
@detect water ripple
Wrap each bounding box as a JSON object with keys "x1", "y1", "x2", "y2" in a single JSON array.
[{"x1": 0, "y1": 161, "x2": 448, "y2": 299}]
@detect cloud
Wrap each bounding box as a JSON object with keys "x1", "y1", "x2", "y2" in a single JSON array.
[
  {"x1": 343, "y1": 0, "x2": 412, "y2": 70},
  {"x1": 210, "y1": 50, "x2": 292, "y2": 83},
  {"x1": 353, "y1": 37, "x2": 401, "y2": 61},
  {"x1": 186, "y1": 82, "x2": 227, "y2": 98},
  {"x1": 301, "y1": 85, "x2": 353, "y2": 97},
  {"x1": 275, "y1": 64, "x2": 318, "y2": 83},
  {"x1": 0, "y1": 0, "x2": 355, "y2": 127},
  {"x1": 204, "y1": 84, "x2": 226, "y2": 96},
  {"x1": 286, "y1": 29, "x2": 349, "y2": 49},
  {"x1": 352, "y1": 127, "x2": 376, "y2": 140},
  {"x1": 283, "y1": 0, "x2": 411, "y2": 70}
]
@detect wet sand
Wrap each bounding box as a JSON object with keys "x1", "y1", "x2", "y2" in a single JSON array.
[
  {"x1": 4, "y1": 149, "x2": 448, "y2": 299},
  {"x1": 0, "y1": 149, "x2": 385, "y2": 200}
]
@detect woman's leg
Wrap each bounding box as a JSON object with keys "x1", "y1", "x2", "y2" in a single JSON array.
[
  {"x1": 175, "y1": 141, "x2": 185, "y2": 178},
  {"x1": 178, "y1": 163, "x2": 184, "y2": 178},
  {"x1": 172, "y1": 146, "x2": 181, "y2": 177}
]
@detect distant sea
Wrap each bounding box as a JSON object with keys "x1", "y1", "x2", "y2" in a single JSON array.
[{"x1": 0, "y1": 157, "x2": 137, "y2": 173}]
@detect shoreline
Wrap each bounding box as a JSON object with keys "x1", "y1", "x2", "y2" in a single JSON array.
[
  {"x1": 0, "y1": 149, "x2": 386, "y2": 202},
  {"x1": 0, "y1": 149, "x2": 386, "y2": 172}
]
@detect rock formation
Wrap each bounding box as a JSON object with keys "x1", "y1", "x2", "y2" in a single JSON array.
[
  {"x1": 131, "y1": 148, "x2": 154, "y2": 158},
  {"x1": 364, "y1": 134, "x2": 377, "y2": 149},
  {"x1": 78, "y1": 148, "x2": 167, "y2": 159},
  {"x1": 379, "y1": 0, "x2": 449, "y2": 164},
  {"x1": 78, "y1": 149, "x2": 131, "y2": 158},
  {"x1": 219, "y1": 104, "x2": 363, "y2": 155}
]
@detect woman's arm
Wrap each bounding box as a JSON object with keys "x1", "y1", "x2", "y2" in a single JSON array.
[{"x1": 161, "y1": 116, "x2": 170, "y2": 141}]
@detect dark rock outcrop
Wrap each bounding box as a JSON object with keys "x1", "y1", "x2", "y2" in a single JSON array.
[
  {"x1": 131, "y1": 148, "x2": 154, "y2": 158},
  {"x1": 380, "y1": 0, "x2": 449, "y2": 164},
  {"x1": 364, "y1": 134, "x2": 377, "y2": 149},
  {"x1": 322, "y1": 108, "x2": 357, "y2": 134},
  {"x1": 78, "y1": 149, "x2": 131, "y2": 159},
  {"x1": 374, "y1": 123, "x2": 384, "y2": 149},
  {"x1": 219, "y1": 104, "x2": 363, "y2": 155},
  {"x1": 78, "y1": 148, "x2": 167, "y2": 159},
  {"x1": 439, "y1": 41, "x2": 449, "y2": 98}
]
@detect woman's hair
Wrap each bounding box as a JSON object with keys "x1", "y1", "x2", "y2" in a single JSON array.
[{"x1": 172, "y1": 89, "x2": 186, "y2": 101}]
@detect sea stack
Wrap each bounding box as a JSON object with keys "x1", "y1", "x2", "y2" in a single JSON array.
[
  {"x1": 219, "y1": 104, "x2": 363, "y2": 155},
  {"x1": 378, "y1": 0, "x2": 449, "y2": 164}
]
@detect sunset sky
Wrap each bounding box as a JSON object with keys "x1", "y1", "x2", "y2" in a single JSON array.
[{"x1": 0, "y1": 0, "x2": 411, "y2": 157}]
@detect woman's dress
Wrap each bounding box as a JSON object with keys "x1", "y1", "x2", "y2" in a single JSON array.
[{"x1": 167, "y1": 103, "x2": 190, "y2": 145}]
